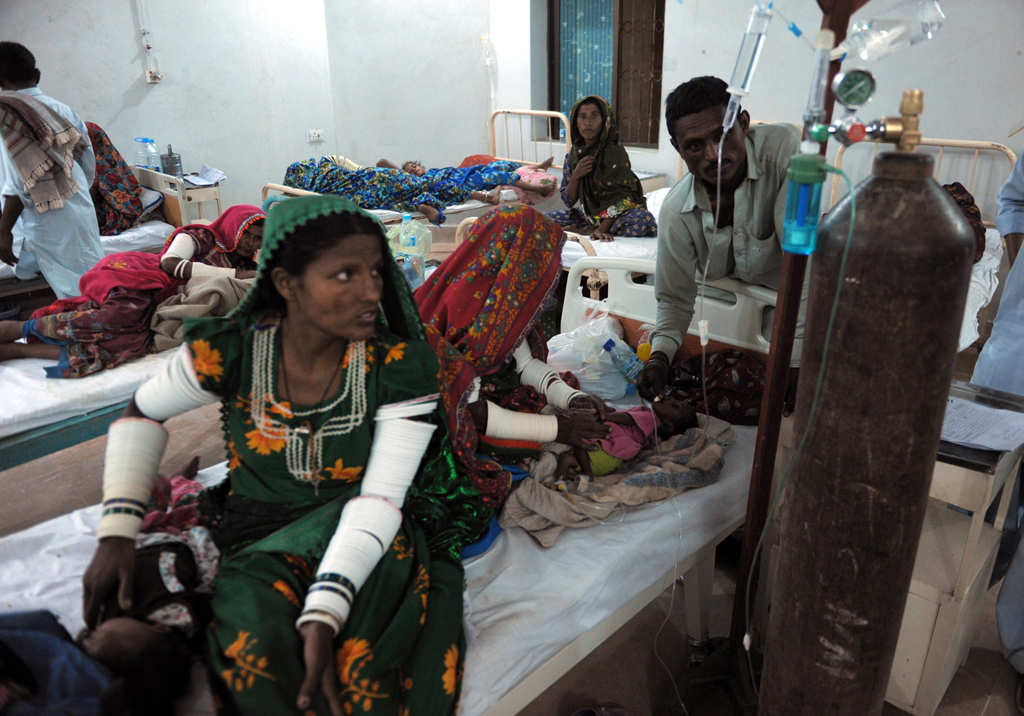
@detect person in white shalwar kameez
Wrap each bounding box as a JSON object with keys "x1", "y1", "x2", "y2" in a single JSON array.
[{"x1": 0, "y1": 42, "x2": 103, "y2": 300}]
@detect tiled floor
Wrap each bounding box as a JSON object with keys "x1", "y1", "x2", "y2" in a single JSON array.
[
  {"x1": 517, "y1": 540, "x2": 1019, "y2": 716},
  {"x1": 0, "y1": 403, "x2": 225, "y2": 537}
]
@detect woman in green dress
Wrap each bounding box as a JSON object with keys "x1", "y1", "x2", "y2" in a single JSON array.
[{"x1": 80, "y1": 196, "x2": 488, "y2": 715}]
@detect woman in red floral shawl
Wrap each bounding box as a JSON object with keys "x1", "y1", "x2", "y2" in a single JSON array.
[{"x1": 414, "y1": 204, "x2": 610, "y2": 509}]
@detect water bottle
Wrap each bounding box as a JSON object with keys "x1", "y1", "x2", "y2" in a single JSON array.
[
  {"x1": 400, "y1": 254, "x2": 424, "y2": 290},
  {"x1": 603, "y1": 337, "x2": 643, "y2": 384},
  {"x1": 134, "y1": 137, "x2": 160, "y2": 170},
  {"x1": 831, "y1": 0, "x2": 944, "y2": 62}
]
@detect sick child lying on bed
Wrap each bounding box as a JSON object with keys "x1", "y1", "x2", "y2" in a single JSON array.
[
  {"x1": 0, "y1": 459, "x2": 212, "y2": 716},
  {"x1": 556, "y1": 391, "x2": 699, "y2": 479}
]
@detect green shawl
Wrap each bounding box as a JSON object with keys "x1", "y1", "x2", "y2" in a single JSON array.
[{"x1": 568, "y1": 95, "x2": 646, "y2": 217}]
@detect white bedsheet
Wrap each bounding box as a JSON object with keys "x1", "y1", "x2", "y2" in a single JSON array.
[
  {"x1": 959, "y1": 228, "x2": 1003, "y2": 352},
  {"x1": 368, "y1": 190, "x2": 518, "y2": 224},
  {"x1": 0, "y1": 350, "x2": 175, "y2": 439},
  {"x1": 0, "y1": 220, "x2": 175, "y2": 283},
  {"x1": 0, "y1": 426, "x2": 755, "y2": 715}
]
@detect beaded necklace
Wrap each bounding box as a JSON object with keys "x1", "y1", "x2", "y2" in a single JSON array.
[{"x1": 250, "y1": 325, "x2": 367, "y2": 488}]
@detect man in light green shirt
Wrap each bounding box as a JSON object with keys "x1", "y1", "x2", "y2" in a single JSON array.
[{"x1": 639, "y1": 76, "x2": 801, "y2": 399}]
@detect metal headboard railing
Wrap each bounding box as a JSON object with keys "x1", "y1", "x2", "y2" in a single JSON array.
[
  {"x1": 489, "y1": 109, "x2": 571, "y2": 171},
  {"x1": 830, "y1": 138, "x2": 1017, "y2": 227}
]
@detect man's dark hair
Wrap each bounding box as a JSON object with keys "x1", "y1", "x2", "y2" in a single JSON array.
[
  {"x1": 665, "y1": 76, "x2": 731, "y2": 132},
  {"x1": 0, "y1": 42, "x2": 37, "y2": 84}
]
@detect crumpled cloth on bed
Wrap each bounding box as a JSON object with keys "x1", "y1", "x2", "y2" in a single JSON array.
[
  {"x1": 499, "y1": 415, "x2": 735, "y2": 547},
  {"x1": 149, "y1": 275, "x2": 253, "y2": 352}
]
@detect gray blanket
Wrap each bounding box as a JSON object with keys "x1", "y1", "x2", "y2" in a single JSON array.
[
  {"x1": 150, "y1": 276, "x2": 252, "y2": 352},
  {"x1": 499, "y1": 415, "x2": 735, "y2": 548}
]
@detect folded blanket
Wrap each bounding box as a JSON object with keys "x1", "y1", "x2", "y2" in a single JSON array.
[
  {"x1": 150, "y1": 275, "x2": 253, "y2": 352},
  {"x1": 499, "y1": 415, "x2": 735, "y2": 547},
  {"x1": 0, "y1": 91, "x2": 88, "y2": 212}
]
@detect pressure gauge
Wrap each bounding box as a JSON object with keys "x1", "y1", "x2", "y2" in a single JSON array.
[{"x1": 832, "y1": 69, "x2": 876, "y2": 109}]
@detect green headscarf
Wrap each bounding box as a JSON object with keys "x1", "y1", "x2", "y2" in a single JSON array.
[
  {"x1": 222, "y1": 194, "x2": 424, "y2": 342},
  {"x1": 568, "y1": 95, "x2": 647, "y2": 218},
  {"x1": 186, "y1": 195, "x2": 490, "y2": 558}
]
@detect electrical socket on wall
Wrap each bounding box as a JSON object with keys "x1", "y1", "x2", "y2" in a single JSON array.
[{"x1": 306, "y1": 129, "x2": 324, "y2": 143}]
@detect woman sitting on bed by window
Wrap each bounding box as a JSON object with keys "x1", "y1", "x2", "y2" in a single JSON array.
[
  {"x1": 0, "y1": 205, "x2": 264, "y2": 378},
  {"x1": 80, "y1": 196, "x2": 487, "y2": 715},
  {"x1": 380, "y1": 156, "x2": 558, "y2": 199},
  {"x1": 414, "y1": 204, "x2": 611, "y2": 511},
  {"x1": 548, "y1": 95, "x2": 657, "y2": 242},
  {"x1": 285, "y1": 157, "x2": 495, "y2": 226}
]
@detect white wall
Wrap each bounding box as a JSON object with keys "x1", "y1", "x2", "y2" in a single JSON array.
[
  {"x1": 324, "y1": 0, "x2": 491, "y2": 171},
  {"x1": 2, "y1": 0, "x2": 497, "y2": 211},
  {"x1": 1, "y1": 0, "x2": 336, "y2": 208}
]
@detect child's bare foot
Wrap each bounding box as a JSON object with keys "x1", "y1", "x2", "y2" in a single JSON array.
[
  {"x1": 486, "y1": 188, "x2": 501, "y2": 205},
  {"x1": 536, "y1": 157, "x2": 554, "y2": 171},
  {"x1": 0, "y1": 320, "x2": 23, "y2": 343},
  {"x1": 540, "y1": 182, "x2": 556, "y2": 198}
]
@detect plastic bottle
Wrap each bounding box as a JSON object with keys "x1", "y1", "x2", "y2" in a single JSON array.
[
  {"x1": 831, "y1": 0, "x2": 944, "y2": 63},
  {"x1": 134, "y1": 138, "x2": 160, "y2": 170},
  {"x1": 603, "y1": 337, "x2": 643, "y2": 383},
  {"x1": 636, "y1": 324, "x2": 654, "y2": 362}
]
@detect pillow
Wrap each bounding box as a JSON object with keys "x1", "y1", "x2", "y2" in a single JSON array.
[
  {"x1": 511, "y1": 166, "x2": 557, "y2": 206},
  {"x1": 644, "y1": 187, "x2": 671, "y2": 220},
  {"x1": 458, "y1": 154, "x2": 498, "y2": 168},
  {"x1": 133, "y1": 188, "x2": 165, "y2": 226}
]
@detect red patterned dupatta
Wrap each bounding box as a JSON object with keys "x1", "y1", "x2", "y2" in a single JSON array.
[{"x1": 414, "y1": 205, "x2": 566, "y2": 508}]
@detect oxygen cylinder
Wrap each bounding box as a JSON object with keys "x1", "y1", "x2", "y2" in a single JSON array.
[{"x1": 758, "y1": 148, "x2": 975, "y2": 714}]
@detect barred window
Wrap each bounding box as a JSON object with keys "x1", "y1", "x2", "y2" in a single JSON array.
[{"x1": 548, "y1": 0, "x2": 666, "y2": 148}]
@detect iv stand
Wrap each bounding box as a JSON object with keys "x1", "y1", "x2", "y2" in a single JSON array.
[{"x1": 679, "y1": 1, "x2": 870, "y2": 713}]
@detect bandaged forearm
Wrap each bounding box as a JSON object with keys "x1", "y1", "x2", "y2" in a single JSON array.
[
  {"x1": 513, "y1": 342, "x2": 584, "y2": 409},
  {"x1": 181, "y1": 262, "x2": 237, "y2": 278},
  {"x1": 134, "y1": 344, "x2": 219, "y2": 421},
  {"x1": 485, "y1": 401, "x2": 558, "y2": 443},
  {"x1": 360, "y1": 416, "x2": 437, "y2": 507},
  {"x1": 297, "y1": 408, "x2": 437, "y2": 633},
  {"x1": 96, "y1": 418, "x2": 169, "y2": 539},
  {"x1": 298, "y1": 496, "x2": 403, "y2": 635}
]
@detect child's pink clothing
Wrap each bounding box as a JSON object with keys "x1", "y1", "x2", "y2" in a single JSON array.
[{"x1": 597, "y1": 406, "x2": 660, "y2": 460}]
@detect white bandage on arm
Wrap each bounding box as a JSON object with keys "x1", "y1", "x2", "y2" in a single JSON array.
[
  {"x1": 485, "y1": 401, "x2": 558, "y2": 443},
  {"x1": 96, "y1": 418, "x2": 169, "y2": 539},
  {"x1": 134, "y1": 344, "x2": 219, "y2": 422},
  {"x1": 298, "y1": 407, "x2": 438, "y2": 634},
  {"x1": 163, "y1": 233, "x2": 197, "y2": 262},
  {"x1": 163, "y1": 232, "x2": 236, "y2": 279},
  {"x1": 188, "y1": 263, "x2": 237, "y2": 278},
  {"x1": 360, "y1": 416, "x2": 437, "y2": 507},
  {"x1": 297, "y1": 496, "x2": 403, "y2": 635},
  {"x1": 512, "y1": 341, "x2": 585, "y2": 409}
]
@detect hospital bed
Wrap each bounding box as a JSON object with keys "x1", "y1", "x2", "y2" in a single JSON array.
[
  {"x1": 570, "y1": 132, "x2": 1016, "y2": 352},
  {"x1": 262, "y1": 111, "x2": 573, "y2": 226},
  {"x1": 0, "y1": 254, "x2": 768, "y2": 715},
  {"x1": 0, "y1": 169, "x2": 199, "y2": 471}
]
